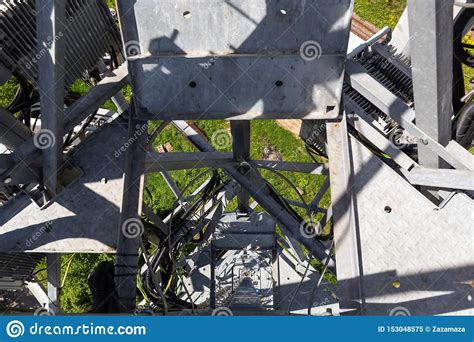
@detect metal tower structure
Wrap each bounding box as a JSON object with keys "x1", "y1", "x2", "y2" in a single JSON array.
[{"x1": 0, "y1": 0, "x2": 472, "y2": 316}]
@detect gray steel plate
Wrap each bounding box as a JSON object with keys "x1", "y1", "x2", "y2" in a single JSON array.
[
  {"x1": 119, "y1": 0, "x2": 353, "y2": 120},
  {"x1": 130, "y1": 55, "x2": 345, "y2": 120},
  {"x1": 121, "y1": 0, "x2": 353, "y2": 56},
  {"x1": 334, "y1": 135, "x2": 474, "y2": 315},
  {"x1": 0, "y1": 121, "x2": 128, "y2": 253}
]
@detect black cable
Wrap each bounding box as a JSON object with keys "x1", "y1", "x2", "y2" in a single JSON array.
[
  {"x1": 456, "y1": 100, "x2": 474, "y2": 147},
  {"x1": 142, "y1": 171, "x2": 227, "y2": 309},
  {"x1": 7, "y1": 74, "x2": 30, "y2": 113},
  {"x1": 64, "y1": 110, "x2": 98, "y2": 147}
]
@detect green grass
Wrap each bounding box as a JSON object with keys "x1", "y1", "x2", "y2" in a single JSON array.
[
  {"x1": 147, "y1": 119, "x2": 330, "y2": 216},
  {"x1": 34, "y1": 254, "x2": 115, "y2": 313},
  {"x1": 0, "y1": 78, "x2": 18, "y2": 108},
  {"x1": 462, "y1": 34, "x2": 474, "y2": 90},
  {"x1": 355, "y1": 0, "x2": 406, "y2": 29}
]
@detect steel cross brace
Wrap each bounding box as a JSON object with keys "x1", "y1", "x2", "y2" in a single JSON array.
[
  {"x1": 326, "y1": 113, "x2": 363, "y2": 314},
  {"x1": 0, "y1": 64, "x2": 129, "y2": 186},
  {"x1": 231, "y1": 121, "x2": 251, "y2": 213},
  {"x1": 171, "y1": 121, "x2": 334, "y2": 269},
  {"x1": 345, "y1": 61, "x2": 469, "y2": 171}
]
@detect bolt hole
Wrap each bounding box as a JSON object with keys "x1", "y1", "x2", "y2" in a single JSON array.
[
  {"x1": 280, "y1": 9, "x2": 287, "y2": 15},
  {"x1": 189, "y1": 81, "x2": 197, "y2": 88},
  {"x1": 326, "y1": 105, "x2": 336, "y2": 113},
  {"x1": 275, "y1": 80, "x2": 283, "y2": 87},
  {"x1": 183, "y1": 11, "x2": 191, "y2": 18},
  {"x1": 384, "y1": 206, "x2": 392, "y2": 213},
  {"x1": 3, "y1": 177, "x2": 12, "y2": 184},
  {"x1": 100, "y1": 178, "x2": 108, "y2": 184}
]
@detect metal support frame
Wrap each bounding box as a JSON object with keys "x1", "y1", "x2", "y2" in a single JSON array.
[
  {"x1": 159, "y1": 171, "x2": 186, "y2": 205},
  {"x1": 231, "y1": 121, "x2": 251, "y2": 213},
  {"x1": 115, "y1": 104, "x2": 148, "y2": 313},
  {"x1": 171, "y1": 120, "x2": 333, "y2": 268},
  {"x1": 1, "y1": 64, "x2": 129, "y2": 186},
  {"x1": 250, "y1": 160, "x2": 328, "y2": 175},
  {"x1": 0, "y1": 0, "x2": 472, "y2": 317},
  {"x1": 118, "y1": 0, "x2": 353, "y2": 120},
  {"x1": 326, "y1": 114, "x2": 363, "y2": 314},
  {"x1": 36, "y1": 0, "x2": 66, "y2": 197},
  {"x1": 408, "y1": 0, "x2": 454, "y2": 168},
  {"x1": 403, "y1": 168, "x2": 474, "y2": 190},
  {"x1": 346, "y1": 61, "x2": 468, "y2": 170},
  {"x1": 0, "y1": 108, "x2": 30, "y2": 150},
  {"x1": 225, "y1": 167, "x2": 333, "y2": 268},
  {"x1": 145, "y1": 152, "x2": 235, "y2": 172},
  {"x1": 209, "y1": 242, "x2": 216, "y2": 309},
  {"x1": 26, "y1": 281, "x2": 50, "y2": 308},
  {"x1": 210, "y1": 212, "x2": 277, "y2": 310}
]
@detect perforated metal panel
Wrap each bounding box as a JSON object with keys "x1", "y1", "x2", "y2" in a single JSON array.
[{"x1": 118, "y1": 0, "x2": 353, "y2": 120}]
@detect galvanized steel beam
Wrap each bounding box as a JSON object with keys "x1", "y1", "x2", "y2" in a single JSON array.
[
  {"x1": 326, "y1": 114, "x2": 363, "y2": 314},
  {"x1": 231, "y1": 121, "x2": 251, "y2": 213},
  {"x1": 145, "y1": 152, "x2": 235, "y2": 172},
  {"x1": 115, "y1": 105, "x2": 148, "y2": 313},
  {"x1": 408, "y1": 0, "x2": 454, "y2": 168},
  {"x1": 36, "y1": 0, "x2": 66, "y2": 196},
  {"x1": 403, "y1": 168, "x2": 474, "y2": 190}
]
